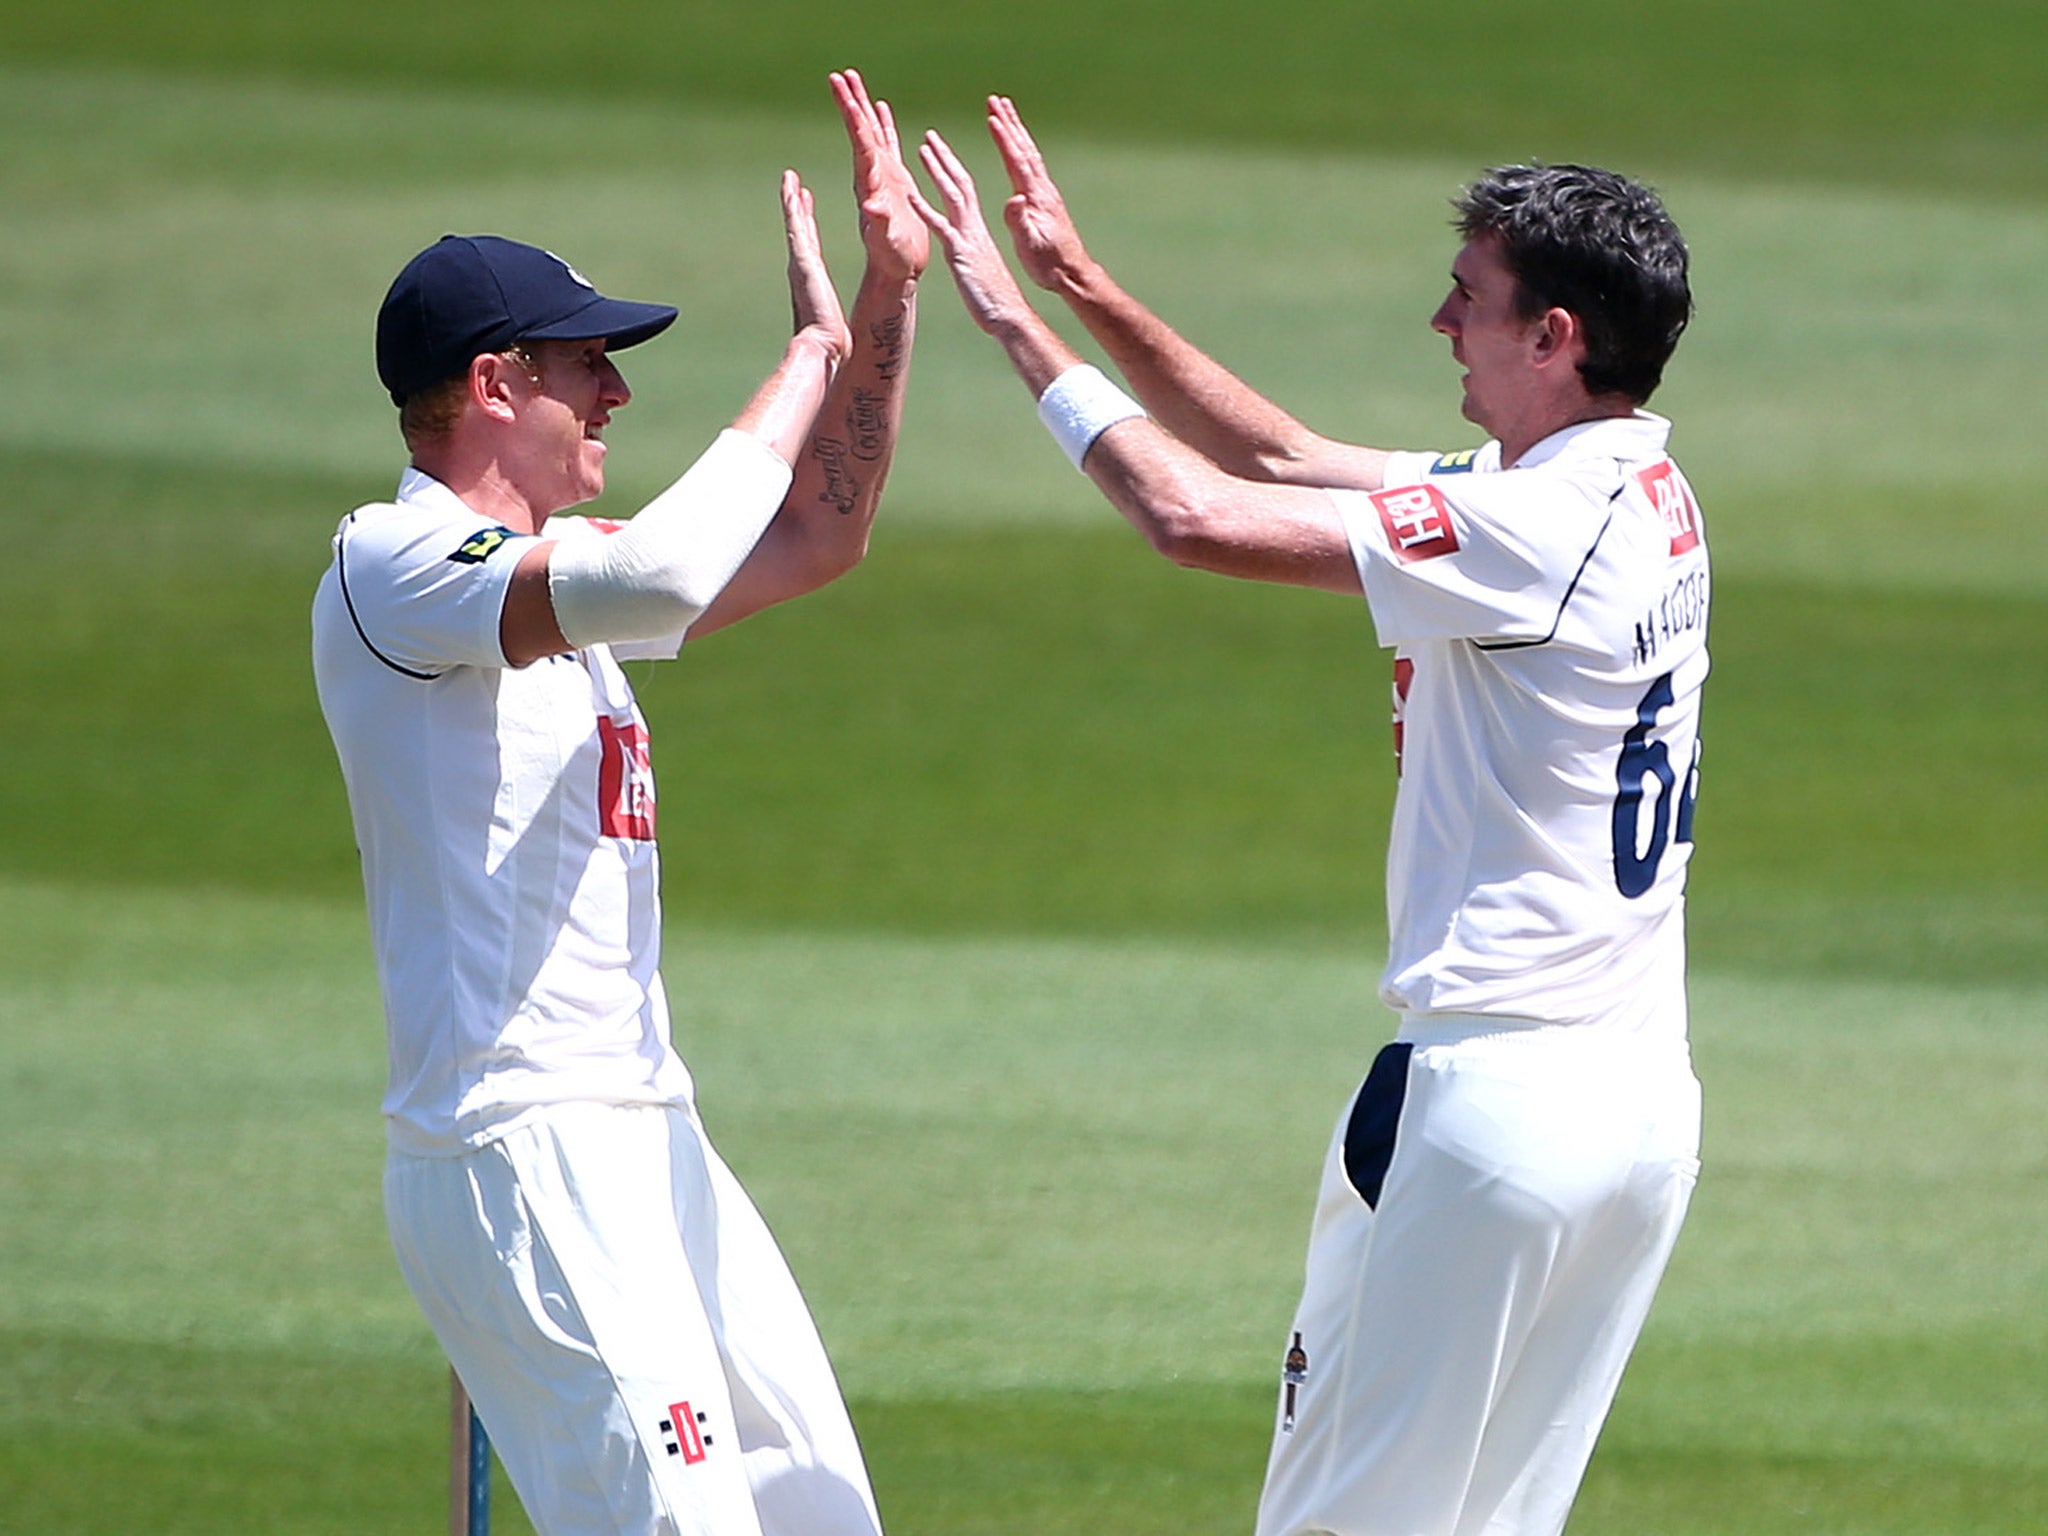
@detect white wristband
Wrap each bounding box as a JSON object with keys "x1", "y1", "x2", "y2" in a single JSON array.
[{"x1": 1035, "y1": 364, "x2": 1145, "y2": 471}]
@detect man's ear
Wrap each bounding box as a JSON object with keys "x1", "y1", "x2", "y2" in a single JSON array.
[
  {"x1": 1531, "y1": 306, "x2": 1584, "y2": 372},
  {"x1": 470, "y1": 351, "x2": 523, "y2": 424}
]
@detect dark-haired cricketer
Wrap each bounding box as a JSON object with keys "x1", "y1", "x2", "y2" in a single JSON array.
[
  {"x1": 909, "y1": 97, "x2": 1708, "y2": 1536},
  {"x1": 313, "y1": 73, "x2": 924, "y2": 1536}
]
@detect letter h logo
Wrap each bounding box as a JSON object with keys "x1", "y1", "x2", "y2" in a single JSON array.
[{"x1": 1370, "y1": 485, "x2": 1460, "y2": 563}]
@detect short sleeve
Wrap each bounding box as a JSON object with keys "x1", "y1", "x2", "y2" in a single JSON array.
[
  {"x1": 1330, "y1": 465, "x2": 1620, "y2": 647},
  {"x1": 332, "y1": 504, "x2": 540, "y2": 675},
  {"x1": 607, "y1": 633, "x2": 688, "y2": 663}
]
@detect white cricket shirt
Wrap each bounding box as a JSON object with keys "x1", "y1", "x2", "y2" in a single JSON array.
[
  {"x1": 1330, "y1": 412, "x2": 1710, "y2": 1036},
  {"x1": 312, "y1": 469, "x2": 697, "y2": 1155}
]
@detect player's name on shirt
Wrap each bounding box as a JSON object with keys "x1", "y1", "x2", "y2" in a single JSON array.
[{"x1": 1631, "y1": 566, "x2": 1709, "y2": 669}]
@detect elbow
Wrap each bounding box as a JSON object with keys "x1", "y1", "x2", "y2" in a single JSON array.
[
  {"x1": 1244, "y1": 446, "x2": 1308, "y2": 484},
  {"x1": 1243, "y1": 433, "x2": 1328, "y2": 486},
  {"x1": 1139, "y1": 491, "x2": 1229, "y2": 572},
  {"x1": 782, "y1": 515, "x2": 872, "y2": 599},
  {"x1": 1122, "y1": 458, "x2": 1231, "y2": 569},
  {"x1": 808, "y1": 532, "x2": 869, "y2": 590},
  {"x1": 1239, "y1": 424, "x2": 1369, "y2": 489},
  {"x1": 1144, "y1": 521, "x2": 1205, "y2": 570}
]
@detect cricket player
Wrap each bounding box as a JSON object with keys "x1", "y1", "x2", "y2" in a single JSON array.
[
  {"x1": 311, "y1": 73, "x2": 924, "y2": 1536},
  {"x1": 909, "y1": 99, "x2": 1706, "y2": 1536}
]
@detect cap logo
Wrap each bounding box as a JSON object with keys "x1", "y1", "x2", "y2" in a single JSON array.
[{"x1": 545, "y1": 250, "x2": 596, "y2": 291}]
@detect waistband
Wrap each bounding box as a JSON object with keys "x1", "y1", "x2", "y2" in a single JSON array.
[{"x1": 1397, "y1": 1010, "x2": 1690, "y2": 1056}]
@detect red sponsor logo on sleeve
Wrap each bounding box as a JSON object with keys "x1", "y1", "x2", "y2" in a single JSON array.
[
  {"x1": 1637, "y1": 461, "x2": 1701, "y2": 556},
  {"x1": 1370, "y1": 484, "x2": 1460, "y2": 563},
  {"x1": 597, "y1": 717, "x2": 657, "y2": 841}
]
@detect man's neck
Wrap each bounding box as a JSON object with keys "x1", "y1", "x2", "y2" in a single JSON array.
[
  {"x1": 409, "y1": 447, "x2": 547, "y2": 535},
  {"x1": 1497, "y1": 396, "x2": 1638, "y2": 468}
]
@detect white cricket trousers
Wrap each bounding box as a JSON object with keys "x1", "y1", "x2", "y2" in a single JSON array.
[
  {"x1": 1256, "y1": 1015, "x2": 1701, "y2": 1536},
  {"x1": 384, "y1": 1100, "x2": 883, "y2": 1536}
]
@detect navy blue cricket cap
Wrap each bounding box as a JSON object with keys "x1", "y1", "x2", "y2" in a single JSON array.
[{"x1": 376, "y1": 234, "x2": 679, "y2": 404}]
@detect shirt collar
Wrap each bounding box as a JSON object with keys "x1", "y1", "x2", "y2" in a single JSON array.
[
  {"x1": 396, "y1": 463, "x2": 471, "y2": 514},
  {"x1": 1509, "y1": 409, "x2": 1672, "y2": 470}
]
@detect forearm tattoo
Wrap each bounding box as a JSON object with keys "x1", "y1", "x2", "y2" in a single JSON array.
[
  {"x1": 869, "y1": 313, "x2": 908, "y2": 382},
  {"x1": 810, "y1": 307, "x2": 911, "y2": 514},
  {"x1": 849, "y1": 388, "x2": 888, "y2": 465},
  {"x1": 810, "y1": 434, "x2": 859, "y2": 516}
]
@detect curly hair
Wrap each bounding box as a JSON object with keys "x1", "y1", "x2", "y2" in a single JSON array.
[{"x1": 1452, "y1": 164, "x2": 1692, "y2": 403}]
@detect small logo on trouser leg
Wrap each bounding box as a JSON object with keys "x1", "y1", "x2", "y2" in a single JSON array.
[
  {"x1": 658, "y1": 1402, "x2": 712, "y2": 1463},
  {"x1": 1281, "y1": 1332, "x2": 1309, "y2": 1432}
]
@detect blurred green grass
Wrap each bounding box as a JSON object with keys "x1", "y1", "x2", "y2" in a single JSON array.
[
  {"x1": 3, "y1": 885, "x2": 2043, "y2": 1532},
  {"x1": 0, "y1": 0, "x2": 2042, "y2": 197},
  {"x1": 7, "y1": 63, "x2": 2046, "y2": 568}
]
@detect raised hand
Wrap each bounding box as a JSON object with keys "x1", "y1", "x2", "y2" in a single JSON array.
[
  {"x1": 986, "y1": 95, "x2": 1092, "y2": 293},
  {"x1": 781, "y1": 168, "x2": 852, "y2": 367},
  {"x1": 907, "y1": 127, "x2": 1037, "y2": 339},
  {"x1": 831, "y1": 69, "x2": 929, "y2": 283}
]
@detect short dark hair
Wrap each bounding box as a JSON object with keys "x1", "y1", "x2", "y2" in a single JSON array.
[{"x1": 1452, "y1": 164, "x2": 1692, "y2": 403}]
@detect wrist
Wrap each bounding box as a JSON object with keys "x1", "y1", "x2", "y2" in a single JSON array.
[
  {"x1": 1049, "y1": 253, "x2": 1107, "y2": 306},
  {"x1": 1036, "y1": 363, "x2": 1146, "y2": 471},
  {"x1": 859, "y1": 249, "x2": 926, "y2": 289},
  {"x1": 851, "y1": 268, "x2": 920, "y2": 328},
  {"x1": 856, "y1": 263, "x2": 920, "y2": 301},
  {"x1": 791, "y1": 323, "x2": 851, "y2": 371},
  {"x1": 985, "y1": 304, "x2": 1060, "y2": 358}
]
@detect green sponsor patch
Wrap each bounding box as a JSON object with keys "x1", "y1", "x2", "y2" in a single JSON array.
[
  {"x1": 1431, "y1": 449, "x2": 1481, "y2": 474},
  {"x1": 448, "y1": 526, "x2": 514, "y2": 564}
]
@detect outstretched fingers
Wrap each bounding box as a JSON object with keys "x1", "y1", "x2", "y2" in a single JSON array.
[
  {"x1": 977, "y1": 95, "x2": 1085, "y2": 292},
  {"x1": 830, "y1": 69, "x2": 882, "y2": 161},
  {"x1": 915, "y1": 130, "x2": 983, "y2": 231},
  {"x1": 875, "y1": 96, "x2": 903, "y2": 159},
  {"x1": 782, "y1": 168, "x2": 822, "y2": 265},
  {"x1": 833, "y1": 68, "x2": 904, "y2": 161},
  {"x1": 830, "y1": 68, "x2": 928, "y2": 278},
  {"x1": 987, "y1": 95, "x2": 1051, "y2": 194},
  {"x1": 781, "y1": 169, "x2": 851, "y2": 360},
  {"x1": 908, "y1": 128, "x2": 1041, "y2": 339}
]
